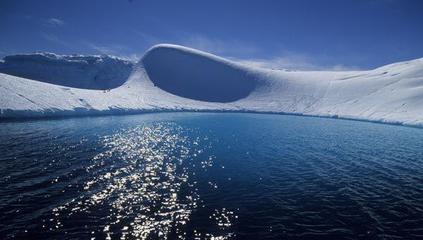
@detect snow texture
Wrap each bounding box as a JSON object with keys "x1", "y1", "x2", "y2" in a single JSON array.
[
  {"x1": 0, "y1": 53, "x2": 133, "y2": 89},
  {"x1": 0, "y1": 44, "x2": 422, "y2": 127}
]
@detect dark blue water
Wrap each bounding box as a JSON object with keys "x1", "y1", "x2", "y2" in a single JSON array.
[{"x1": 1, "y1": 113, "x2": 423, "y2": 240}]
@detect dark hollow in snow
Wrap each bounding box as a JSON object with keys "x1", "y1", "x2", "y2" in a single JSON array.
[{"x1": 141, "y1": 45, "x2": 257, "y2": 103}]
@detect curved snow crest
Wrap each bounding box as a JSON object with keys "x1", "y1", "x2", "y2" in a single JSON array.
[
  {"x1": 141, "y1": 44, "x2": 246, "y2": 68},
  {"x1": 141, "y1": 44, "x2": 257, "y2": 102},
  {"x1": 0, "y1": 44, "x2": 423, "y2": 128},
  {"x1": 0, "y1": 52, "x2": 134, "y2": 90}
]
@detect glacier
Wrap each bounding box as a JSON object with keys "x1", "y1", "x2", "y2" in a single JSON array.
[{"x1": 0, "y1": 44, "x2": 422, "y2": 127}]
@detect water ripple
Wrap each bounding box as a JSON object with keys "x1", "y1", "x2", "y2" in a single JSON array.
[
  {"x1": 1, "y1": 113, "x2": 423, "y2": 240},
  {"x1": 47, "y1": 123, "x2": 198, "y2": 239}
]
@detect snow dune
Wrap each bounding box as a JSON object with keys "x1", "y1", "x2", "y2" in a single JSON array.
[{"x1": 0, "y1": 44, "x2": 422, "y2": 127}]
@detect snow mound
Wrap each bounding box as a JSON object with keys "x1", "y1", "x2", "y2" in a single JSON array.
[
  {"x1": 0, "y1": 53, "x2": 134, "y2": 90},
  {"x1": 141, "y1": 44, "x2": 257, "y2": 102}
]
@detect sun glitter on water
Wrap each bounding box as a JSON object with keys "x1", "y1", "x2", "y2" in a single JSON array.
[{"x1": 49, "y1": 122, "x2": 236, "y2": 240}]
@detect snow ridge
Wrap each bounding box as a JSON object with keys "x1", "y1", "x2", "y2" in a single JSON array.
[
  {"x1": 0, "y1": 44, "x2": 422, "y2": 127},
  {"x1": 141, "y1": 44, "x2": 257, "y2": 102},
  {"x1": 0, "y1": 53, "x2": 134, "y2": 90}
]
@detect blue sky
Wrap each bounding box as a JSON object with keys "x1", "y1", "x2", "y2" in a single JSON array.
[{"x1": 1, "y1": 0, "x2": 422, "y2": 70}]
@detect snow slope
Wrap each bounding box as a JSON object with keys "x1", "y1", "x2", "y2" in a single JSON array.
[
  {"x1": 0, "y1": 44, "x2": 422, "y2": 127},
  {"x1": 0, "y1": 53, "x2": 134, "y2": 89}
]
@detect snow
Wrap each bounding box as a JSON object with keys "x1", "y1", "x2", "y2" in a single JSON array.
[
  {"x1": 0, "y1": 44, "x2": 422, "y2": 127},
  {"x1": 142, "y1": 45, "x2": 255, "y2": 102},
  {"x1": 0, "y1": 52, "x2": 134, "y2": 89}
]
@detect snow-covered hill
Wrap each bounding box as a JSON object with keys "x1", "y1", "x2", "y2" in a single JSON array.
[
  {"x1": 1, "y1": 44, "x2": 422, "y2": 127},
  {"x1": 0, "y1": 53, "x2": 134, "y2": 89}
]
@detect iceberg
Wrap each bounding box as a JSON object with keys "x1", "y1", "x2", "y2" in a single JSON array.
[{"x1": 0, "y1": 44, "x2": 422, "y2": 127}]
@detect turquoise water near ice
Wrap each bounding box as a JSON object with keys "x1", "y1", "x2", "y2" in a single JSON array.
[{"x1": 1, "y1": 113, "x2": 423, "y2": 239}]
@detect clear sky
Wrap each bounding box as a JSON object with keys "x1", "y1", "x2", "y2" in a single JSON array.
[{"x1": 1, "y1": 0, "x2": 422, "y2": 70}]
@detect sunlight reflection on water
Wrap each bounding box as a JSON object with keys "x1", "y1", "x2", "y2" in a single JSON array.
[
  {"x1": 3, "y1": 113, "x2": 422, "y2": 239},
  {"x1": 49, "y1": 122, "x2": 236, "y2": 240}
]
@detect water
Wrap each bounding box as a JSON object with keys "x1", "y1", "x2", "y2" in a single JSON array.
[{"x1": 1, "y1": 113, "x2": 423, "y2": 240}]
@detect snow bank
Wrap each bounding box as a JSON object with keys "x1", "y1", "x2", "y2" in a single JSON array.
[
  {"x1": 0, "y1": 44, "x2": 422, "y2": 127},
  {"x1": 0, "y1": 53, "x2": 134, "y2": 89}
]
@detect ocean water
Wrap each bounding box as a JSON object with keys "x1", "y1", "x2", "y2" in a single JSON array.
[{"x1": 0, "y1": 113, "x2": 422, "y2": 240}]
